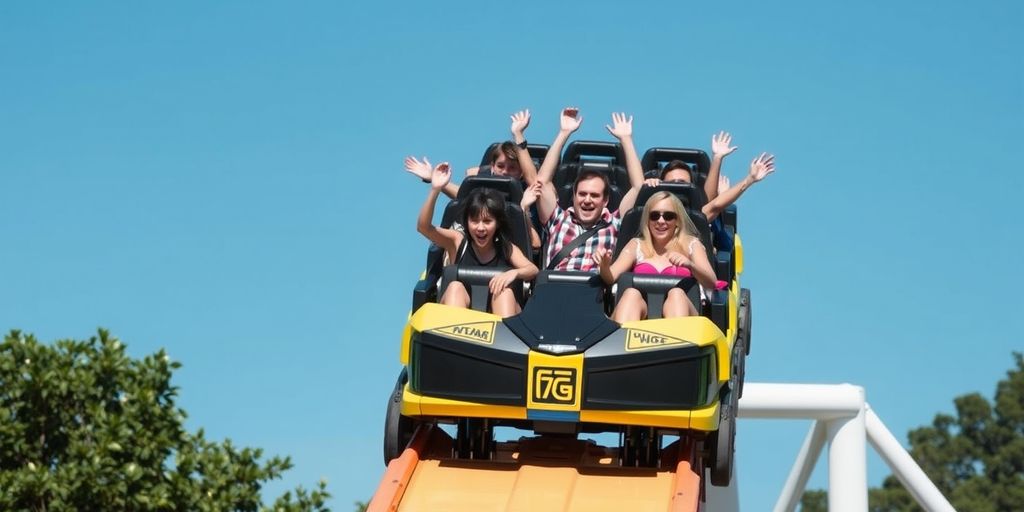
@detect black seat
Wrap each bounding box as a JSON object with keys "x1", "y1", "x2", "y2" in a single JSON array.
[
  {"x1": 610, "y1": 185, "x2": 730, "y2": 325},
  {"x1": 641, "y1": 148, "x2": 711, "y2": 188},
  {"x1": 553, "y1": 141, "x2": 631, "y2": 212},
  {"x1": 613, "y1": 184, "x2": 709, "y2": 258},
  {"x1": 439, "y1": 177, "x2": 530, "y2": 258},
  {"x1": 425, "y1": 176, "x2": 535, "y2": 313}
]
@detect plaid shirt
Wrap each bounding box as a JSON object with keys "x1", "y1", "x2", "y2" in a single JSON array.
[{"x1": 544, "y1": 206, "x2": 620, "y2": 272}]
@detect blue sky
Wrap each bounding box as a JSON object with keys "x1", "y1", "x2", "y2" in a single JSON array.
[{"x1": 2, "y1": 0, "x2": 1021, "y2": 508}]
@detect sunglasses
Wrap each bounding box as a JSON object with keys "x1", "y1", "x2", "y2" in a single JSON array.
[{"x1": 648, "y1": 210, "x2": 678, "y2": 222}]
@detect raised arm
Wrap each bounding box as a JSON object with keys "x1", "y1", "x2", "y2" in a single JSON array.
[
  {"x1": 705, "y1": 131, "x2": 738, "y2": 202},
  {"x1": 607, "y1": 113, "x2": 645, "y2": 212},
  {"x1": 510, "y1": 109, "x2": 538, "y2": 183},
  {"x1": 532, "y1": 107, "x2": 583, "y2": 186},
  {"x1": 416, "y1": 162, "x2": 462, "y2": 259},
  {"x1": 405, "y1": 156, "x2": 459, "y2": 199},
  {"x1": 520, "y1": 182, "x2": 543, "y2": 251},
  {"x1": 702, "y1": 152, "x2": 775, "y2": 222}
]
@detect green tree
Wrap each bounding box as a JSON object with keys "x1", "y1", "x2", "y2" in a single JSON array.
[
  {"x1": 0, "y1": 329, "x2": 330, "y2": 511},
  {"x1": 801, "y1": 353, "x2": 1024, "y2": 511}
]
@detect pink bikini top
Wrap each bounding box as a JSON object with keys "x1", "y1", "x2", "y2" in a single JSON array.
[
  {"x1": 631, "y1": 238, "x2": 728, "y2": 289},
  {"x1": 633, "y1": 262, "x2": 693, "y2": 277},
  {"x1": 633, "y1": 238, "x2": 697, "y2": 277}
]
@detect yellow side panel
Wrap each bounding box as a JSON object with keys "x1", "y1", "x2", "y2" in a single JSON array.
[
  {"x1": 577, "y1": 400, "x2": 719, "y2": 431},
  {"x1": 577, "y1": 409, "x2": 690, "y2": 430},
  {"x1": 402, "y1": 303, "x2": 501, "y2": 364},
  {"x1": 400, "y1": 320, "x2": 412, "y2": 365},
  {"x1": 734, "y1": 233, "x2": 744, "y2": 276},
  {"x1": 687, "y1": 400, "x2": 722, "y2": 431},
  {"x1": 401, "y1": 387, "x2": 527, "y2": 420},
  {"x1": 622, "y1": 317, "x2": 731, "y2": 385},
  {"x1": 527, "y1": 352, "x2": 584, "y2": 412},
  {"x1": 408, "y1": 303, "x2": 501, "y2": 333}
]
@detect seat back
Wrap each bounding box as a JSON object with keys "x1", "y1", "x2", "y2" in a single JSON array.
[
  {"x1": 553, "y1": 140, "x2": 630, "y2": 212},
  {"x1": 641, "y1": 147, "x2": 711, "y2": 191},
  {"x1": 614, "y1": 183, "x2": 710, "y2": 259},
  {"x1": 440, "y1": 177, "x2": 531, "y2": 261}
]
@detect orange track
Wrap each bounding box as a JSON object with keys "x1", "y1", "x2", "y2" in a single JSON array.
[{"x1": 369, "y1": 428, "x2": 704, "y2": 512}]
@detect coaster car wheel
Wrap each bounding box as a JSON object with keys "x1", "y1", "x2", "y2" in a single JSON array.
[
  {"x1": 738, "y1": 288, "x2": 752, "y2": 355},
  {"x1": 709, "y1": 381, "x2": 738, "y2": 487},
  {"x1": 383, "y1": 368, "x2": 417, "y2": 465}
]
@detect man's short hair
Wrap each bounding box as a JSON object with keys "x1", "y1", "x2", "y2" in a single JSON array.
[
  {"x1": 573, "y1": 169, "x2": 611, "y2": 199},
  {"x1": 660, "y1": 160, "x2": 692, "y2": 181},
  {"x1": 489, "y1": 142, "x2": 519, "y2": 165}
]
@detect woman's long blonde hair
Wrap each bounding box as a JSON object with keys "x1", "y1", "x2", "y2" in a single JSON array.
[{"x1": 638, "y1": 192, "x2": 700, "y2": 259}]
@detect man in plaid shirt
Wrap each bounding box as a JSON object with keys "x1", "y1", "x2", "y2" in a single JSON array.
[{"x1": 518, "y1": 110, "x2": 647, "y2": 271}]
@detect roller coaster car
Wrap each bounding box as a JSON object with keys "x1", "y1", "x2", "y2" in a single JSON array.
[{"x1": 385, "y1": 146, "x2": 753, "y2": 487}]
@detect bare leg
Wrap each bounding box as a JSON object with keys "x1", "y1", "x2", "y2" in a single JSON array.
[
  {"x1": 440, "y1": 281, "x2": 471, "y2": 309},
  {"x1": 490, "y1": 288, "x2": 521, "y2": 318},
  {"x1": 612, "y1": 288, "x2": 648, "y2": 323},
  {"x1": 663, "y1": 288, "x2": 694, "y2": 318}
]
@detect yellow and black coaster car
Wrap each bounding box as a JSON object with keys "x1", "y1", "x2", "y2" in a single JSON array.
[{"x1": 384, "y1": 148, "x2": 752, "y2": 487}]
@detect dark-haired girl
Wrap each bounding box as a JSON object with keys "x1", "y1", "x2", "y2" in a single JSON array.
[{"x1": 416, "y1": 161, "x2": 538, "y2": 318}]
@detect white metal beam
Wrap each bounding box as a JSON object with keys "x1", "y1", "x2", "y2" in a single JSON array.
[
  {"x1": 826, "y1": 400, "x2": 868, "y2": 511},
  {"x1": 774, "y1": 420, "x2": 827, "y2": 512},
  {"x1": 864, "y1": 405, "x2": 956, "y2": 512}
]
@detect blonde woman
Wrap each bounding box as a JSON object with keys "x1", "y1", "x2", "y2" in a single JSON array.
[{"x1": 593, "y1": 192, "x2": 718, "y2": 323}]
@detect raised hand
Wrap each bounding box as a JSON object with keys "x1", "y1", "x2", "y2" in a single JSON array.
[
  {"x1": 521, "y1": 181, "x2": 542, "y2": 210},
  {"x1": 749, "y1": 153, "x2": 776, "y2": 182},
  {"x1": 404, "y1": 156, "x2": 432, "y2": 181},
  {"x1": 643, "y1": 178, "x2": 661, "y2": 188},
  {"x1": 605, "y1": 112, "x2": 633, "y2": 139},
  {"x1": 712, "y1": 131, "x2": 738, "y2": 157},
  {"x1": 560, "y1": 107, "x2": 583, "y2": 133},
  {"x1": 489, "y1": 269, "x2": 518, "y2": 295},
  {"x1": 718, "y1": 175, "x2": 731, "y2": 193},
  {"x1": 431, "y1": 162, "x2": 452, "y2": 190},
  {"x1": 510, "y1": 109, "x2": 531, "y2": 138}
]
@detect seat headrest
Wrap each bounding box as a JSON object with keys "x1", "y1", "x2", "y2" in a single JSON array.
[
  {"x1": 634, "y1": 182, "x2": 704, "y2": 211},
  {"x1": 564, "y1": 140, "x2": 625, "y2": 164},
  {"x1": 456, "y1": 176, "x2": 524, "y2": 203},
  {"x1": 641, "y1": 147, "x2": 711, "y2": 187}
]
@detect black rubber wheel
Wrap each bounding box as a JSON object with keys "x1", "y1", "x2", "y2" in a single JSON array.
[
  {"x1": 738, "y1": 288, "x2": 752, "y2": 355},
  {"x1": 709, "y1": 385, "x2": 737, "y2": 487},
  {"x1": 733, "y1": 340, "x2": 747, "y2": 399},
  {"x1": 383, "y1": 369, "x2": 415, "y2": 465}
]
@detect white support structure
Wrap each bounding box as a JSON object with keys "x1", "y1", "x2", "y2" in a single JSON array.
[
  {"x1": 713, "y1": 382, "x2": 956, "y2": 512},
  {"x1": 775, "y1": 420, "x2": 827, "y2": 512},
  {"x1": 864, "y1": 406, "x2": 956, "y2": 512}
]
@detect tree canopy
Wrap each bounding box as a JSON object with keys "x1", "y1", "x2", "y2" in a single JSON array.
[
  {"x1": 0, "y1": 329, "x2": 330, "y2": 511},
  {"x1": 802, "y1": 352, "x2": 1024, "y2": 511}
]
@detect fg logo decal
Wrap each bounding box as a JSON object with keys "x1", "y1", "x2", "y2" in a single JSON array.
[{"x1": 532, "y1": 367, "x2": 576, "y2": 405}]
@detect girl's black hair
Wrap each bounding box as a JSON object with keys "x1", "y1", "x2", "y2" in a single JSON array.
[{"x1": 462, "y1": 188, "x2": 514, "y2": 260}]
